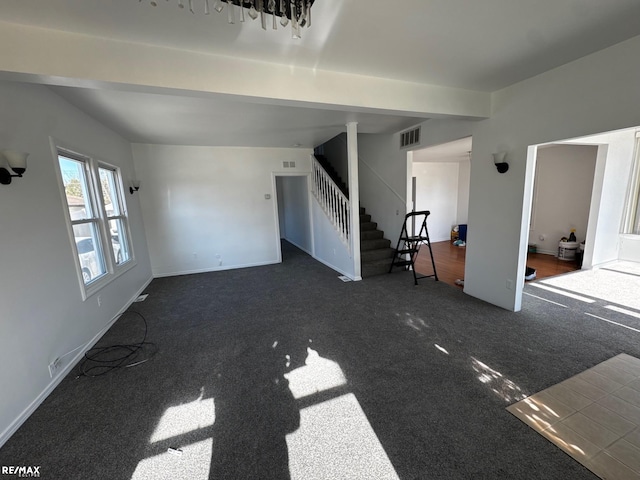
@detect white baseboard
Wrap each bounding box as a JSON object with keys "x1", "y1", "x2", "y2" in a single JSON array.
[
  {"x1": 0, "y1": 276, "x2": 153, "y2": 449},
  {"x1": 152, "y1": 260, "x2": 278, "y2": 278},
  {"x1": 590, "y1": 259, "x2": 621, "y2": 270},
  {"x1": 431, "y1": 236, "x2": 452, "y2": 243},
  {"x1": 153, "y1": 247, "x2": 359, "y2": 281},
  {"x1": 534, "y1": 249, "x2": 557, "y2": 256}
]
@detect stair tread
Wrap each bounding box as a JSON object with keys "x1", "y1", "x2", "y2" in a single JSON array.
[
  {"x1": 392, "y1": 259, "x2": 413, "y2": 267},
  {"x1": 360, "y1": 247, "x2": 395, "y2": 262},
  {"x1": 361, "y1": 237, "x2": 388, "y2": 243},
  {"x1": 360, "y1": 222, "x2": 378, "y2": 231},
  {"x1": 360, "y1": 230, "x2": 384, "y2": 240},
  {"x1": 362, "y1": 247, "x2": 396, "y2": 257},
  {"x1": 361, "y1": 256, "x2": 392, "y2": 266},
  {"x1": 361, "y1": 265, "x2": 391, "y2": 278},
  {"x1": 361, "y1": 238, "x2": 391, "y2": 251},
  {"x1": 361, "y1": 256, "x2": 393, "y2": 265}
]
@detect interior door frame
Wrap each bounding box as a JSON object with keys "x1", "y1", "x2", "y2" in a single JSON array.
[{"x1": 272, "y1": 172, "x2": 315, "y2": 263}]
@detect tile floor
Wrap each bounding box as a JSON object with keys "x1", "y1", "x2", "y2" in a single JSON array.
[{"x1": 507, "y1": 354, "x2": 640, "y2": 479}]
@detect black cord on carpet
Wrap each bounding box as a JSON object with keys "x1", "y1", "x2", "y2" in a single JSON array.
[{"x1": 77, "y1": 311, "x2": 158, "y2": 378}]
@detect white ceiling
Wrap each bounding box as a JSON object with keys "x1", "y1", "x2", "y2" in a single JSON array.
[
  {"x1": 4, "y1": 0, "x2": 640, "y2": 91},
  {"x1": 3, "y1": 0, "x2": 640, "y2": 147}
]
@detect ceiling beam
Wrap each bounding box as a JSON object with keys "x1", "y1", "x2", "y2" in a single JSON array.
[{"x1": 0, "y1": 21, "x2": 490, "y2": 119}]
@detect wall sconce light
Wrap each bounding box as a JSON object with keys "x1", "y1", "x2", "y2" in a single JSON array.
[
  {"x1": 129, "y1": 179, "x2": 141, "y2": 195},
  {"x1": 0, "y1": 150, "x2": 29, "y2": 185},
  {"x1": 493, "y1": 152, "x2": 509, "y2": 174}
]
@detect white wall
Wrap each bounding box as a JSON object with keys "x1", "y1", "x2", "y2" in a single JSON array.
[
  {"x1": 131, "y1": 145, "x2": 313, "y2": 277},
  {"x1": 402, "y1": 36, "x2": 640, "y2": 310},
  {"x1": 0, "y1": 80, "x2": 152, "y2": 446},
  {"x1": 356, "y1": 123, "x2": 476, "y2": 251},
  {"x1": 529, "y1": 145, "x2": 597, "y2": 255},
  {"x1": 412, "y1": 162, "x2": 460, "y2": 242},
  {"x1": 561, "y1": 130, "x2": 636, "y2": 268},
  {"x1": 310, "y1": 199, "x2": 355, "y2": 278},
  {"x1": 276, "y1": 176, "x2": 312, "y2": 254},
  {"x1": 620, "y1": 235, "x2": 640, "y2": 262},
  {"x1": 358, "y1": 133, "x2": 409, "y2": 245},
  {"x1": 464, "y1": 35, "x2": 640, "y2": 310}
]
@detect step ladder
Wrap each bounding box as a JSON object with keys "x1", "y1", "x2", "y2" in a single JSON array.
[{"x1": 389, "y1": 211, "x2": 439, "y2": 285}]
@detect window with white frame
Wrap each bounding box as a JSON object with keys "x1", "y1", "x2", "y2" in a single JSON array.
[
  {"x1": 98, "y1": 166, "x2": 131, "y2": 265},
  {"x1": 622, "y1": 133, "x2": 640, "y2": 235},
  {"x1": 56, "y1": 148, "x2": 133, "y2": 297}
]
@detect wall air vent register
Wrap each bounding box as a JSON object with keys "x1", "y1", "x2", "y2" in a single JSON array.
[{"x1": 400, "y1": 126, "x2": 421, "y2": 149}]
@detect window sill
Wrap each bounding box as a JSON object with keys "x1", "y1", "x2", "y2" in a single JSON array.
[{"x1": 81, "y1": 259, "x2": 138, "y2": 301}]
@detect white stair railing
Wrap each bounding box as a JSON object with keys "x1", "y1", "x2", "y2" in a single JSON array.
[{"x1": 312, "y1": 156, "x2": 350, "y2": 250}]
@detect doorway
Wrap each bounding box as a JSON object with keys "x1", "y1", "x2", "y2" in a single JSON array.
[
  {"x1": 409, "y1": 137, "x2": 471, "y2": 244},
  {"x1": 529, "y1": 144, "x2": 597, "y2": 259},
  {"x1": 519, "y1": 126, "x2": 640, "y2": 313},
  {"x1": 275, "y1": 175, "x2": 313, "y2": 261},
  {"x1": 408, "y1": 137, "x2": 472, "y2": 286}
]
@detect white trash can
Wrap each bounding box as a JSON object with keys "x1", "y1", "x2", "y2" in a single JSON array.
[{"x1": 558, "y1": 241, "x2": 579, "y2": 261}]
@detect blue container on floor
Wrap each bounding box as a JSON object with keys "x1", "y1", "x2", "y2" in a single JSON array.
[{"x1": 458, "y1": 224, "x2": 467, "y2": 242}]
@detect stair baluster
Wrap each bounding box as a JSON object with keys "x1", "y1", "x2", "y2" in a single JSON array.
[{"x1": 311, "y1": 156, "x2": 350, "y2": 249}]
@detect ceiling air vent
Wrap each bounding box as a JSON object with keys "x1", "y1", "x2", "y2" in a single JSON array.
[{"x1": 400, "y1": 126, "x2": 421, "y2": 149}]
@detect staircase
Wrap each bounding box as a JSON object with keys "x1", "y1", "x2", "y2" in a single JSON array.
[
  {"x1": 360, "y1": 206, "x2": 394, "y2": 278},
  {"x1": 315, "y1": 155, "x2": 348, "y2": 196},
  {"x1": 315, "y1": 154, "x2": 394, "y2": 278}
]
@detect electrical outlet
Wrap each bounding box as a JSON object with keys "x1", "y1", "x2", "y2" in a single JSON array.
[
  {"x1": 97, "y1": 295, "x2": 102, "y2": 307},
  {"x1": 48, "y1": 357, "x2": 61, "y2": 378},
  {"x1": 506, "y1": 279, "x2": 514, "y2": 290}
]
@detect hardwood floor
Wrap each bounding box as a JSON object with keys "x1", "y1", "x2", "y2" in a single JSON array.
[
  {"x1": 414, "y1": 241, "x2": 466, "y2": 287},
  {"x1": 525, "y1": 250, "x2": 580, "y2": 279},
  {"x1": 414, "y1": 241, "x2": 580, "y2": 287}
]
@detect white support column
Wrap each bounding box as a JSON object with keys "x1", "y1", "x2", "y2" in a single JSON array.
[{"x1": 347, "y1": 122, "x2": 362, "y2": 280}]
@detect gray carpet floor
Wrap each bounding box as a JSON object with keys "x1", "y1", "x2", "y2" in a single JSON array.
[{"x1": 2, "y1": 241, "x2": 638, "y2": 479}]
